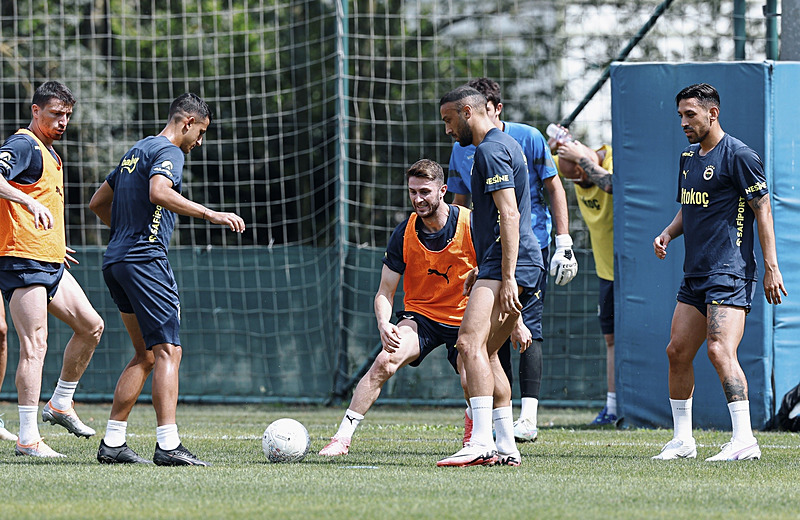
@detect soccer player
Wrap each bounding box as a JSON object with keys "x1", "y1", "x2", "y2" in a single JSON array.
[
  {"x1": 0, "y1": 298, "x2": 16, "y2": 441},
  {"x1": 0, "y1": 81, "x2": 104, "y2": 458},
  {"x1": 437, "y1": 86, "x2": 545, "y2": 467},
  {"x1": 319, "y1": 159, "x2": 530, "y2": 457},
  {"x1": 89, "y1": 93, "x2": 245, "y2": 465},
  {"x1": 448, "y1": 78, "x2": 575, "y2": 443},
  {"x1": 652, "y1": 83, "x2": 786, "y2": 461},
  {"x1": 549, "y1": 127, "x2": 618, "y2": 426}
]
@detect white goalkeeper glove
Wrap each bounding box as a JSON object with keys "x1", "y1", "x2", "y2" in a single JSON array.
[{"x1": 549, "y1": 234, "x2": 578, "y2": 285}]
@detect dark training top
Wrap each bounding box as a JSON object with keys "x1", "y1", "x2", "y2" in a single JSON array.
[
  {"x1": 677, "y1": 133, "x2": 768, "y2": 280},
  {"x1": 103, "y1": 135, "x2": 185, "y2": 268}
]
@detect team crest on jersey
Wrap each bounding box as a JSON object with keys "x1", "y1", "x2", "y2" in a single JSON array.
[
  {"x1": 121, "y1": 156, "x2": 139, "y2": 174},
  {"x1": 703, "y1": 165, "x2": 715, "y2": 181}
]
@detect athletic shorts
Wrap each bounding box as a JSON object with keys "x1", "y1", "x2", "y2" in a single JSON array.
[
  {"x1": 395, "y1": 311, "x2": 459, "y2": 373},
  {"x1": 477, "y1": 260, "x2": 543, "y2": 291},
  {"x1": 103, "y1": 258, "x2": 181, "y2": 349},
  {"x1": 677, "y1": 273, "x2": 755, "y2": 317},
  {"x1": 598, "y1": 277, "x2": 614, "y2": 335},
  {"x1": 0, "y1": 258, "x2": 64, "y2": 303}
]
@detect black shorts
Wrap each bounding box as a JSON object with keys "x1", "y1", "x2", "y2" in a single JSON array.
[
  {"x1": 598, "y1": 277, "x2": 614, "y2": 335},
  {"x1": 0, "y1": 258, "x2": 64, "y2": 303},
  {"x1": 395, "y1": 311, "x2": 460, "y2": 373},
  {"x1": 104, "y1": 258, "x2": 181, "y2": 349},
  {"x1": 677, "y1": 273, "x2": 755, "y2": 317}
]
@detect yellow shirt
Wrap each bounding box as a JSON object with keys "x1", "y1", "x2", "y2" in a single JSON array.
[{"x1": 558, "y1": 145, "x2": 614, "y2": 281}]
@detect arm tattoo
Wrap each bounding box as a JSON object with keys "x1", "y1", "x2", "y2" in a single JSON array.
[
  {"x1": 723, "y1": 377, "x2": 748, "y2": 402},
  {"x1": 749, "y1": 193, "x2": 768, "y2": 210},
  {"x1": 578, "y1": 157, "x2": 612, "y2": 193}
]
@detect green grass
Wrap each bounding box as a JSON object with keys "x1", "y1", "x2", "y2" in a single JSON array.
[{"x1": 2, "y1": 403, "x2": 799, "y2": 519}]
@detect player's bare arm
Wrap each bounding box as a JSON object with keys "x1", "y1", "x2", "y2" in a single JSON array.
[
  {"x1": 462, "y1": 266, "x2": 478, "y2": 296},
  {"x1": 543, "y1": 175, "x2": 569, "y2": 235},
  {"x1": 149, "y1": 174, "x2": 245, "y2": 233},
  {"x1": 558, "y1": 140, "x2": 612, "y2": 193},
  {"x1": 748, "y1": 193, "x2": 787, "y2": 304},
  {"x1": 452, "y1": 192, "x2": 470, "y2": 208},
  {"x1": 0, "y1": 175, "x2": 54, "y2": 229},
  {"x1": 654, "y1": 209, "x2": 684, "y2": 260},
  {"x1": 374, "y1": 265, "x2": 402, "y2": 353},
  {"x1": 89, "y1": 180, "x2": 114, "y2": 227},
  {"x1": 492, "y1": 187, "x2": 522, "y2": 316}
]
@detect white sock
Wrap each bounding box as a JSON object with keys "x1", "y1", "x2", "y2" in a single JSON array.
[
  {"x1": 728, "y1": 400, "x2": 756, "y2": 443},
  {"x1": 492, "y1": 406, "x2": 516, "y2": 455},
  {"x1": 156, "y1": 424, "x2": 180, "y2": 451},
  {"x1": 18, "y1": 405, "x2": 40, "y2": 445},
  {"x1": 519, "y1": 397, "x2": 538, "y2": 425},
  {"x1": 465, "y1": 402, "x2": 473, "y2": 420},
  {"x1": 50, "y1": 379, "x2": 78, "y2": 411},
  {"x1": 335, "y1": 409, "x2": 364, "y2": 439},
  {"x1": 670, "y1": 398, "x2": 693, "y2": 441},
  {"x1": 606, "y1": 392, "x2": 617, "y2": 416},
  {"x1": 791, "y1": 400, "x2": 800, "y2": 419},
  {"x1": 468, "y1": 396, "x2": 494, "y2": 447},
  {"x1": 104, "y1": 420, "x2": 128, "y2": 448}
]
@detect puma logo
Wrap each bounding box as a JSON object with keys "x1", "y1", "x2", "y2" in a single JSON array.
[
  {"x1": 427, "y1": 265, "x2": 453, "y2": 284},
  {"x1": 345, "y1": 414, "x2": 358, "y2": 425}
]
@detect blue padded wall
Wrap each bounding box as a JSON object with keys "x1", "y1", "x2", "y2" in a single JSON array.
[
  {"x1": 610, "y1": 62, "x2": 780, "y2": 429},
  {"x1": 770, "y1": 63, "x2": 800, "y2": 416}
]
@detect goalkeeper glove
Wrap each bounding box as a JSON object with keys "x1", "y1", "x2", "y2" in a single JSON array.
[{"x1": 549, "y1": 234, "x2": 578, "y2": 285}]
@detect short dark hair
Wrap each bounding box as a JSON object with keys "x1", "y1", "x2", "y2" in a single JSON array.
[
  {"x1": 439, "y1": 85, "x2": 487, "y2": 112},
  {"x1": 32, "y1": 81, "x2": 76, "y2": 108},
  {"x1": 169, "y1": 93, "x2": 212, "y2": 123},
  {"x1": 468, "y1": 77, "x2": 501, "y2": 108},
  {"x1": 406, "y1": 159, "x2": 445, "y2": 186},
  {"x1": 675, "y1": 83, "x2": 720, "y2": 110}
]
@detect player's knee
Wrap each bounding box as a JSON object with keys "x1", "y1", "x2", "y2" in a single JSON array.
[
  {"x1": 371, "y1": 353, "x2": 399, "y2": 380},
  {"x1": 705, "y1": 341, "x2": 733, "y2": 368},
  {"x1": 665, "y1": 342, "x2": 692, "y2": 366}
]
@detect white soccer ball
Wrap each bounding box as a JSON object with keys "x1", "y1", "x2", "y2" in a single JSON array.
[{"x1": 262, "y1": 418, "x2": 311, "y2": 463}]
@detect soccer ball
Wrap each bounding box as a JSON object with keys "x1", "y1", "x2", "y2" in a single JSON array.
[{"x1": 262, "y1": 418, "x2": 311, "y2": 463}]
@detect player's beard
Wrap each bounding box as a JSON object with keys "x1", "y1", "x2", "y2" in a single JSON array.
[
  {"x1": 415, "y1": 198, "x2": 439, "y2": 219},
  {"x1": 456, "y1": 118, "x2": 473, "y2": 147}
]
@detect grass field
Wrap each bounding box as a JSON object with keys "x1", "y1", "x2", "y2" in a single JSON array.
[{"x1": 2, "y1": 403, "x2": 799, "y2": 519}]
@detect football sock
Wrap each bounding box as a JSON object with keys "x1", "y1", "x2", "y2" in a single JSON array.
[
  {"x1": 469, "y1": 396, "x2": 494, "y2": 447},
  {"x1": 50, "y1": 379, "x2": 78, "y2": 411},
  {"x1": 670, "y1": 398, "x2": 693, "y2": 441},
  {"x1": 465, "y1": 401, "x2": 472, "y2": 420},
  {"x1": 492, "y1": 406, "x2": 516, "y2": 455},
  {"x1": 335, "y1": 409, "x2": 364, "y2": 439},
  {"x1": 519, "y1": 397, "x2": 538, "y2": 425},
  {"x1": 18, "y1": 405, "x2": 40, "y2": 445},
  {"x1": 606, "y1": 392, "x2": 617, "y2": 416},
  {"x1": 104, "y1": 420, "x2": 128, "y2": 447},
  {"x1": 728, "y1": 400, "x2": 756, "y2": 443},
  {"x1": 156, "y1": 424, "x2": 180, "y2": 451}
]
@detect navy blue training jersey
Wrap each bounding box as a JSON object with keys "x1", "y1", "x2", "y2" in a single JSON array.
[
  {"x1": 471, "y1": 128, "x2": 543, "y2": 287},
  {"x1": 677, "y1": 133, "x2": 767, "y2": 280},
  {"x1": 103, "y1": 135, "x2": 185, "y2": 268},
  {"x1": 384, "y1": 205, "x2": 469, "y2": 274}
]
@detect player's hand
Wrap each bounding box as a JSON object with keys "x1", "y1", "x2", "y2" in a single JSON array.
[
  {"x1": 463, "y1": 267, "x2": 478, "y2": 296},
  {"x1": 549, "y1": 234, "x2": 578, "y2": 285},
  {"x1": 654, "y1": 232, "x2": 671, "y2": 259},
  {"x1": 510, "y1": 318, "x2": 532, "y2": 354},
  {"x1": 378, "y1": 320, "x2": 402, "y2": 353},
  {"x1": 763, "y1": 265, "x2": 788, "y2": 305},
  {"x1": 556, "y1": 140, "x2": 588, "y2": 163},
  {"x1": 63, "y1": 246, "x2": 79, "y2": 269},
  {"x1": 205, "y1": 210, "x2": 246, "y2": 233},
  {"x1": 26, "y1": 199, "x2": 54, "y2": 230},
  {"x1": 500, "y1": 278, "x2": 522, "y2": 318}
]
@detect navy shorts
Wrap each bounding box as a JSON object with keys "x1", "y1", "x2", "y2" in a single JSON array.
[
  {"x1": 677, "y1": 274, "x2": 755, "y2": 317},
  {"x1": 104, "y1": 258, "x2": 181, "y2": 349},
  {"x1": 0, "y1": 258, "x2": 64, "y2": 303},
  {"x1": 395, "y1": 311, "x2": 460, "y2": 373},
  {"x1": 598, "y1": 278, "x2": 614, "y2": 335},
  {"x1": 477, "y1": 259, "x2": 544, "y2": 292}
]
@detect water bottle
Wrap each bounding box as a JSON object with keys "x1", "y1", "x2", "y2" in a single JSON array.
[{"x1": 546, "y1": 123, "x2": 572, "y2": 145}]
